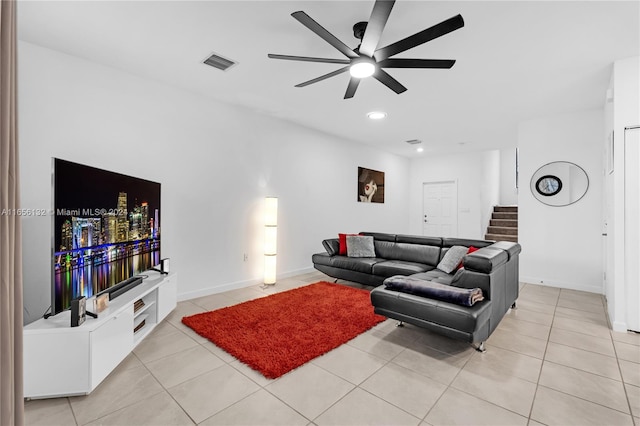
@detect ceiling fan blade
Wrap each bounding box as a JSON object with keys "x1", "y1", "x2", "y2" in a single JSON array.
[
  {"x1": 373, "y1": 69, "x2": 407, "y2": 94},
  {"x1": 295, "y1": 66, "x2": 350, "y2": 88},
  {"x1": 344, "y1": 78, "x2": 361, "y2": 99},
  {"x1": 291, "y1": 11, "x2": 359, "y2": 59},
  {"x1": 378, "y1": 58, "x2": 456, "y2": 68},
  {"x1": 359, "y1": 0, "x2": 396, "y2": 57},
  {"x1": 268, "y1": 54, "x2": 351, "y2": 65},
  {"x1": 374, "y1": 14, "x2": 464, "y2": 61}
]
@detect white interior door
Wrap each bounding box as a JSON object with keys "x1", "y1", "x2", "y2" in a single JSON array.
[
  {"x1": 624, "y1": 126, "x2": 640, "y2": 332},
  {"x1": 423, "y1": 181, "x2": 458, "y2": 237}
]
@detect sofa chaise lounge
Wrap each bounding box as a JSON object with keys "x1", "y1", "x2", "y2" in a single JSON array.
[{"x1": 312, "y1": 232, "x2": 521, "y2": 350}]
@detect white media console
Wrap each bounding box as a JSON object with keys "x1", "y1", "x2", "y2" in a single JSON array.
[{"x1": 24, "y1": 272, "x2": 177, "y2": 398}]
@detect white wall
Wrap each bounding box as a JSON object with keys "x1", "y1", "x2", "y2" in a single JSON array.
[
  {"x1": 499, "y1": 148, "x2": 518, "y2": 205},
  {"x1": 408, "y1": 150, "x2": 500, "y2": 239},
  {"x1": 605, "y1": 56, "x2": 640, "y2": 331},
  {"x1": 481, "y1": 151, "x2": 501, "y2": 235},
  {"x1": 518, "y1": 109, "x2": 604, "y2": 293},
  {"x1": 19, "y1": 41, "x2": 411, "y2": 324}
]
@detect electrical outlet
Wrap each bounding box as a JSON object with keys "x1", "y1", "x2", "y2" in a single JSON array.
[{"x1": 243, "y1": 253, "x2": 248, "y2": 262}]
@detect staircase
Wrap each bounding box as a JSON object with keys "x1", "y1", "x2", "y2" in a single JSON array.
[{"x1": 485, "y1": 206, "x2": 518, "y2": 243}]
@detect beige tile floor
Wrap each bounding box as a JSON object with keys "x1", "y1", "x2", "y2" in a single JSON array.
[{"x1": 25, "y1": 271, "x2": 640, "y2": 425}]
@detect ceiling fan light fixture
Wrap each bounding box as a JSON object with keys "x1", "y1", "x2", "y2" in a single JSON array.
[
  {"x1": 350, "y1": 59, "x2": 376, "y2": 78},
  {"x1": 367, "y1": 111, "x2": 387, "y2": 120},
  {"x1": 268, "y1": 2, "x2": 464, "y2": 98}
]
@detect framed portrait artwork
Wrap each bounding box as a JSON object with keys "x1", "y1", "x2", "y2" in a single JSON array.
[{"x1": 357, "y1": 167, "x2": 385, "y2": 203}]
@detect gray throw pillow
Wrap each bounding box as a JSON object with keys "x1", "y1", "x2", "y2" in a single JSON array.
[
  {"x1": 437, "y1": 245, "x2": 468, "y2": 273},
  {"x1": 346, "y1": 235, "x2": 376, "y2": 258}
]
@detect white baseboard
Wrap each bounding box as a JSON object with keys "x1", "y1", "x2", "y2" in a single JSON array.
[
  {"x1": 177, "y1": 266, "x2": 317, "y2": 302},
  {"x1": 520, "y1": 276, "x2": 604, "y2": 294},
  {"x1": 279, "y1": 266, "x2": 317, "y2": 279},
  {"x1": 611, "y1": 320, "x2": 628, "y2": 333}
]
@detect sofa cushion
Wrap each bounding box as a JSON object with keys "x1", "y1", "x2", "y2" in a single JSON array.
[
  {"x1": 374, "y1": 242, "x2": 441, "y2": 266},
  {"x1": 372, "y1": 260, "x2": 432, "y2": 277},
  {"x1": 411, "y1": 269, "x2": 456, "y2": 285},
  {"x1": 437, "y1": 245, "x2": 468, "y2": 273},
  {"x1": 346, "y1": 235, "x2": 376, "y2": 257},
  {"x1": 331, "y1": 256, "x2": 382, "y2": 274},
  {"x1": 372, "y1": 240, "x2": 396, "y2": 259},
  {"x1": 383, "y1": 276, "x2": 484, "y2": 307}
]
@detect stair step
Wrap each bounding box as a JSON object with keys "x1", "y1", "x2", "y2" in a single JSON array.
[
  {"x1": 494, "y1": 206, "x2": 518, "y2": 213},
  {"x1": 492, "y1": 212, "x2": 518, "y2": 220},
  {"x1": 485, "y1": 233, "x2": 519, "y2": 243},
  {"x1": 488, "y1": 226, "x2": 518, "y2": 236},
  {"x1": 490, "y1": 219, "x2": 518, "y2": 227}
]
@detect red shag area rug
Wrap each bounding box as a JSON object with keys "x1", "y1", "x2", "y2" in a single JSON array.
[{"x1": 182, "y1": 282, "x2": 386, "y2": 379}]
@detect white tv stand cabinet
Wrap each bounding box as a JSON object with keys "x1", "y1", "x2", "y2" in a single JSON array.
[{"x1": 24, "y1": 272, "x2": 177, "y2": 398}]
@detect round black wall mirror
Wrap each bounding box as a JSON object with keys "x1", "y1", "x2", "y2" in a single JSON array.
[{"x1": 530, "y1": 161, "x2": 589, "y2": 206}]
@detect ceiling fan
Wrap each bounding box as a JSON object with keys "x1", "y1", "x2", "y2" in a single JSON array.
[{"x1": 267, "y1": 0, "x2": 464, "y2": 99}]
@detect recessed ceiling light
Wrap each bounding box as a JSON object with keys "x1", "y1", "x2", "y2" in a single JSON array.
[
  {"x1": 367, "y1": 111, "x2": 387, "y2": 120},
  {"x1": 416, "y1": 147, "x2": 424, "y2": 153}
]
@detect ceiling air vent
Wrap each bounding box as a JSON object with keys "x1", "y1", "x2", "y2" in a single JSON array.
[
  {"x1": 203, "y1": 52, "x2": 237, "y2": 71},
  {"x1": 405, "y1": 139, "x2": 422, "y2": 145}
]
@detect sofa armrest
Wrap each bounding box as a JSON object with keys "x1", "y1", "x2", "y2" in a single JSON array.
[
  {"x1": 456, "y1": 241, "x2": 520, "y2": 316},
  {"x1": 322, "y1": 238, "x2": 340, "y2": 256},
  {"x1": 463, "y1": 247, "x2": 508, "y2": 273},
  {"x1": 488, "y1": 241, "x2": 521, "y2": 259}
]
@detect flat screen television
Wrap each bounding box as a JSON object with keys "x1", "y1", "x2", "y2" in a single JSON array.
[{"x1": 51, "y1": 158, "x2": 161, "y2": 317}]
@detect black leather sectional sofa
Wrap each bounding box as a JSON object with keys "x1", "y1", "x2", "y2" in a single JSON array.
[{"x1": 312, "y1": 232, "x2": 521, "y2": 350}]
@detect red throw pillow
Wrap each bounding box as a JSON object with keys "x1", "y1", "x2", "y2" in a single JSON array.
[
  {"x1": 457, "y1": 246, "x2": 479, "y2": 270},
  {"x1": 338, "y1": 233, "x2": 358, "y2": 255}
]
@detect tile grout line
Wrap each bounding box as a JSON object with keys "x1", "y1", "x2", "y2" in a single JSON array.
[
  {"x1": 528, "y1": 290, "x2": 635, "y2": 423},
  {"x1": 64, "y1": 397, "x2": 80, "y2": 426},
  {"x1": 303, "y1": 326, "x2": 412, "y2": 423},
  {"x1": 526, "y1": 289, "x2": 559, "y2": 424},
  {"x1": 354, "y1": 386, "x2": 423, "y2": 424},
  {"x1": 415, "y1": 293, "x2": 545, "y2": 424},
  {"x1": 610, "y1": 326, "x2": 638, "y2": 425},
  {"x1": 172, "y1": 278, "x2": 326, "y2": 425},
  {"x1": 73, "y1": 355, "x2": 172, "y2": 426},
  {"x1": 419, "y1": 346, "x2": 480, "y2": 424},
  {"x1": 360, "y1": 341, "x2": 437, "y2": 422},
  {"x1": 534, "y1": 383, "x2": 634, "y2": 418},
  {"x1": 140, "y1": 316, "x2": 269, "y2": 425},
  {"x1": 260, "y1": 389, "x2": 313, "y2": 425},
  {"x1": 136, "y1": 349, "x2": 200, "y2": 426}
]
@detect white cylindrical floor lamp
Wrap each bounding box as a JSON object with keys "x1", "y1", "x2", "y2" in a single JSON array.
[{"x1": 264, "y1": 197, "x2": 278, "y2": 285}]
